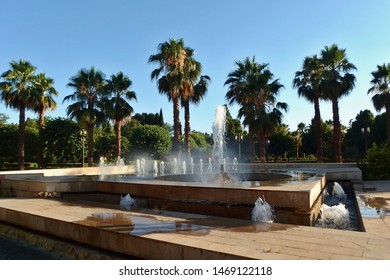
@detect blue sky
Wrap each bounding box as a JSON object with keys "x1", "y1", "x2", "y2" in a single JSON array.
[{"x1": 1, "y1": 0, "x2": 390, "y2": 133}]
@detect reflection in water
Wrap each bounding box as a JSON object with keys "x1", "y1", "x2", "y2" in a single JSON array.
[
  {"x1": 82, "y1": 212, "x2": 211, "y2": 236},
  {"x1": 357, "y1": 195, "x2": 390, "y2": 218}
]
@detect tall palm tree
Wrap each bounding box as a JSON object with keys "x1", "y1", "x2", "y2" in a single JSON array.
[
  {"x1": 102, "y1": 72, "x2": 137, "y2": 157},
  {"x1": 32, "y1": 73, "x2": 58, "y2": 168},
  {"x1": 180, "y1": 56, "x2": 210, "y2": 159},
  {"x1": 320, "y1": 44, "x2": 356, "y2": 163},
  {"x1": 225, "y1": 57, "x2": 287, "y2": 162},
  {"x1": 293, "y1": 55, "x2": 324, "y2": 162},
  {"x1": 0, "y1": 59, "x2": 36, "y2": 170},
  {"x1": 368, "y1": 63, "x2": 390, "y2": 144},
  {"x1": 149, "y1": 38, "x2": 190, "y2": 155},
  {"x1": 63, "y1": 67, "x2": 106, "y2": 167}
]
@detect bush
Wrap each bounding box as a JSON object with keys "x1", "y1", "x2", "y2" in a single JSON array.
[
  {"x1": 128, "y1": 125, "x2": 172, "y2": 160},
  {"x1": 362, "y1": 143, "x2": 390, "y2": 180}
]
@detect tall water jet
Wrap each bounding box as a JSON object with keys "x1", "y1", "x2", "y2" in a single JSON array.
[
  {"x1": 136, "y1": 159, "x2": 141, "y2": 176},
  {"x1": 212, "y1": 105, "x2": 226, "y2": 169},
  {"x1": 199, "y1": 158, "x2": 203, "y2": 173},
  {"x1": 171, "y1": 158, "x2": 177, "y2": 174},
  {"x1": 140, "y1": 158, "x2": 146, "y2": 176},
  {"x1": 190, "y1": 157, "x2": 194, "y2": 174},
  {"x1": 99, "y1": 156, "x2": 107, "y2": 180},
  {"x1": 153, "y1": 160, "x2": 158, "y2": 177},
  {"x1": 160, "y1": 161, "x2": 165, "y2": 175},
  {"x1": 207, "y1": 158, "x2": 212, "y2": 173}
]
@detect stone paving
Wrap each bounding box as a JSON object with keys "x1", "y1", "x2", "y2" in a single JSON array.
[{"x1": 1, "y1": 180, "x2": 390, "y2": 260}]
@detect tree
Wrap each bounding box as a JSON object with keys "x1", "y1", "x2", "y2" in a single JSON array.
[
  {"x1": 368, "y1": 63, "x2": 390, "y2": 144},
  {"x1": 344, "y1": 110, "x2": 374, "y2": 160},
  {"x1": 149, "y1": 38, "x2": 190, "y2": 155},
  {"x1": 32, "y1": 73, "x2": 58, "y2": 168},
  {"x1": 43, "y1": 117, "x2": 81, "y2": 164},
  {"x1": 0, "y1": 113, "x2": 9, "y2": 125},
  {"x1": 0, "y1": 59, "x2": 37, "y2": 169},
  {"x1": 181, "y1": 58, "x2": 210, "y2": 159},
  {"x1": 292, "y1": 122, "x2": 306, "y2": 159},
  {"x1": 320, "y1": 44, "x2": 356, "y2": 162},
  {"x1": 63, "y1": 67, "x2": 106, "y2": 166},
  {"x1": 225, "y1": 56, "x2": 287, "y2": 162},
  {"x1": 129, "y1": 125, "x2": 172, "y2": 159},
  {"x1": 102, "y1": 72, "x2": 137, "y2": 158},
  {"x1": 293, "y1": 55, "x2": 324, "y2": 162}
]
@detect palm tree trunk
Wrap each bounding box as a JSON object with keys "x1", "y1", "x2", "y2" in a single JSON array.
[
  {"x1": 18, "y1": 103, "x2": 26, "y2": 170},
  {"x1": 184, "y1": 99, "x2": 191, "y2": 160},
  {"x1": 313, "y1": 97, "x2": 323, "y2": 162},
  {"x1": 115, "y1": 120, "x2": 122, "y2": 157},
  {"x1": 87, "y1": 123, "x2": 94, "y2": 167},
  {"x1": 331, "y1": 97, "x2": 342, "y2": 163},
  {"x1": 38, "y1": 107, "x2": 45, "y2": 169},
  {"x1": 259, "y1": 133, "x2": 266, "y2": 163},
  {"x1": 172, "y1": 96, "x2": 181, "y2": 156},
  {"x1": 386, "y1": 104, "x2": 390, "y2": 145}
]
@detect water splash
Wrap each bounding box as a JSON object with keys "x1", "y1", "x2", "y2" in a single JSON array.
[
  {"x1": 119, "y1": 194, "x2": 136, "y2": 210},
  {"x1": 332, "y1": 182, "x2": 346, "y2": 200},
  {"x1": 316, "y1": 182, "x2": 351, "y2": 229},
  {"x1": 251, "y1": 197, "x2": 274, "y2": 223},
  {"x1": 316, "y1": 204, "x2": 350, "y2": 229}
]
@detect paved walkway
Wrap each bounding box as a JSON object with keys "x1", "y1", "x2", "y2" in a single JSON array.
[{"x1": 1, "y1": 181, "x2": 390, "y2": 260}]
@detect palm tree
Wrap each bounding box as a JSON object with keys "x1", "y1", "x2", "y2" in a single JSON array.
[
  {"x1": 368, "y1": 63, "x2": 390, "y2": 144},
  {"x1": 32, "y1": 73, "x2": 58, "y2": 168},
  {"x1": 180, "y1": 56, "x2": 210, "y2": 159},
  {"x1": 149, "y1": 38, "x2": 190, "y2": 155},
  {"x1": 102, "y1": 72, "x2": 137, "y2": 157},
  {"x1": 63, "y1": 67, "x2": 106, "y2": 167},
  {"x1": 293, "y1": 55, "x2": 324, "y2": 162},
  {"x1": 320, "y1": 44, "x2": 356, "y2": 163},
  {"x1": 225, "y1": 57, "x2": 287, "y2": 162},
  {"x1": 0, "y1": 59, "x2": 36, "y2": 170}
]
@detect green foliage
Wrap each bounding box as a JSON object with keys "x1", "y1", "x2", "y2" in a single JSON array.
[
  {"x1": 189, "y1": 131, "x2": 210, "y2": 158},
  {"x1": 362, "y1": 143, "x2": 390, "y2": 180},
  {"x1": 128, "y1": 125, "x2": 172, "y2": 160},
  {"x1": 0, "y1": 124, "x2": 18, "y2": 162},
  {"x1": 43, "y1": 117, "x2": 81, "y2": 163}
]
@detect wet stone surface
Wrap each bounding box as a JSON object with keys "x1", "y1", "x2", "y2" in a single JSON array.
[{"x1": 78, "y1": 212, "x2": 212, "y2": 236}]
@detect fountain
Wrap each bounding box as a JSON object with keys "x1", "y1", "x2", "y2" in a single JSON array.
[
  {"x1": 212, "y1": 105, "x2": 226, "y2": 169},
  {"x1": 315, "y1": 182, "x2": 352, "y2": 230},
  {"x1": 153, "y1": 160, "x2": 158, "y2": 177},
  {"x1": 136, "y1": 159, "x2": 141, "y2": 176},
  {"x1": 140, "y1": 158, "x2": 146, "y2": 176},
  {"x1": 182, "y1": 161, "x2": 187, "y2": 174},
  {"x1": 119, "y1": 194, "x2": 135, "y2": 210},
  {"x1": 99, "y1": 156, "x2": 107, "y2": 180},
  {"x1": 251, "y1": 197, "x2": 274, "y2": 223},
  {"x1": 160, "y1": 161, "x2": 165, "y2": 176},
  {"x1": 190, "y1": 158, "x2": 194, "y2": 174}
]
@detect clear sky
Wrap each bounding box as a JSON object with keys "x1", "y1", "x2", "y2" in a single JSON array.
[{"x1": 1, "y1": 0, "x2": 390, "y2": 133}]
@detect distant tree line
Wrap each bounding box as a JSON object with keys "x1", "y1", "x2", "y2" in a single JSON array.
[{"x1": 1, "y1": 39, "x2": 390, "y2": 170}]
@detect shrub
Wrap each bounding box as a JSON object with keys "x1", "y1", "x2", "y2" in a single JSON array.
[{"x1": 362, "y1": 143, "x2": 390, "y2": 180}]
